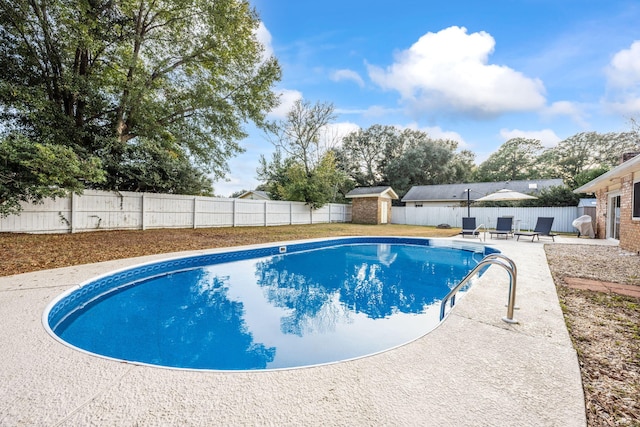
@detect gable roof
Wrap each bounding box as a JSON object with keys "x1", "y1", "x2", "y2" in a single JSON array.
[
  {"x1": 402, "y1": 179, "x2": 564, "y2": 202},
  {"x1": 345, "y1": 186, "x2": 399, "y2": 199},
  {"x1": 237, "y1": 190, "x2": 271, "y2": 200},
  {"x1": 574, "y1": 154, "x2": 640, "y2": 194}
]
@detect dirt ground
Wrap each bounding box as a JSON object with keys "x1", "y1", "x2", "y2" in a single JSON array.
[
  {"x1": 545, "y1": 244, "x2": 640, "y2": 427},
  {"x1": 1, "y1": 225, "x2": 638, "y2": 426}
]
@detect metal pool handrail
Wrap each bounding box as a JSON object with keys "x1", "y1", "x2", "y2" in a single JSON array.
[{"x1": 439, "y1": 253, "x2": 518, "y2": 324}]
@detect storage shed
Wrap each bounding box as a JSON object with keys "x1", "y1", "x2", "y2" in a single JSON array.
[{"x1": 345, "y1": 186, "x2": 399, "y2": 225}]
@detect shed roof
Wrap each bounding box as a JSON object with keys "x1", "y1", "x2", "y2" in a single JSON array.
[
  {"x1": 402, "y1": 179, "x2": 564, "y2": 202},
  {"x1": 237, "y1": 190, "x2": 271, "y2": 200},
  {"x1": 345, "y1": 186, "x2": 399, "y2": 199},
  {"x1": 577, "y1": 198, "x2": 597, "y2": 207}
]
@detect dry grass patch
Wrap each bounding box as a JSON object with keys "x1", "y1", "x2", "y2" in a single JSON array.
[{"x1": 0, "y1": 224, "x2": 458, "y2": 277}]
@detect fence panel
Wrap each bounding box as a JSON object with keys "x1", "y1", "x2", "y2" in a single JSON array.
[
  {"x1": 392, "y1": 206, "x2": 579, "y2": 233},
  {"x1": 0, "y1": 197, "x2": 70, "y2": 233},
  {"x1": 0, "y1": 190, "x2": 351, "y2": 234},
  {"x1": 195, "y1": 197, "x2": 234, "y2": 228},
  {"x1": 266, "y1": 201, "x2": 293, "y2": 226}
]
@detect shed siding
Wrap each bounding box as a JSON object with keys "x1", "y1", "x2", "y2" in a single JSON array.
[{"x1": 352, "y1": 198, "x2": 380, "y2": 224}]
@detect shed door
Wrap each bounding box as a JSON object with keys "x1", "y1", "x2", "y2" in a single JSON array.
[{"x1": 381, "y1": 201, "x2": 388, "y2": 224}]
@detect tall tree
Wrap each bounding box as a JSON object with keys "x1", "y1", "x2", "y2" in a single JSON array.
[
  {"x1": 474, "y1": 138, "x2": 545, "y2": 182},
  {"x1": 539, "y1": 132, "x2": 638, "y2": 188},
  {"x1": 267, "y1": 99, "x2": 336, "y2": 176},
  {"x1": 0, "y1": 0, "x2": 281, "y2": 196},
  {"x1": 384, "y1": 138, "x2": 457, "y2": 197},
  {"x1": 340, "y1": 125, "x2": 399, "y2": 186},
  {"x1": 260, "y1": 99, "x2": 349, "y2": 208}
]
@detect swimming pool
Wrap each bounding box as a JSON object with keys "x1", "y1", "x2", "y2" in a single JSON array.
[{"x1": 44, "y1": 237, "x2": 498, "y2": 371}]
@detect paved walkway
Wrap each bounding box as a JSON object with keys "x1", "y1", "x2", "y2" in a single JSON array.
[
  {"x1": 563, "y1": 277, "x2": 640, "y2": 298},
  {"x1": 0, "y1": 236, "x2": 592, "y2": 426}
]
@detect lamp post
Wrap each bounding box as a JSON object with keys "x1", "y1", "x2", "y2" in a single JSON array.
[{"x1": 465, "y1": 189, "x2": 471, "y2": 217}]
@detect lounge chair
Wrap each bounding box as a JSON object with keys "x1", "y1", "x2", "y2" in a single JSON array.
[
  {"x1": 514, "y1": 217, "x2": 556, "y2": 241},
  {"x1": 460, "y1": 217, "x2": 480, "y2": 238},
  {"x1": 489, "y1": 217, "x2": 513, "y2": 239}
]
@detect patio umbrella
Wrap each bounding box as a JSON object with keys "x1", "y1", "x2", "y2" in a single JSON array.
[{"x1": 474, "y1": 188, "x2": 538, "y2": 202}]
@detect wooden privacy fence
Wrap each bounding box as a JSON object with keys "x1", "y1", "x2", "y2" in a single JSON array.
[
  {"x1": 391, "y1": 206, "x2": 580, "y2": 233},
  {"x1": 0, "y1": 190, "x2": 352, "y2": 234}
]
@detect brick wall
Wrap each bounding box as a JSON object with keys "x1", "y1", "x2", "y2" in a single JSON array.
[
  {"x1": 351, "y1": 197, "x2": 394, "y2": 224},
  {"x1": 595, "y1": 188, "x2": 607, "y2": 239},
  {"x1": 594, "y1": 172, "x2": 640, "y2": 253},
  {"x1": 352, "y1": 198, "x2": 380, "y2": 224},
  {"x1": 620, "y1": 174, "x2": 640, "y2": 253}
]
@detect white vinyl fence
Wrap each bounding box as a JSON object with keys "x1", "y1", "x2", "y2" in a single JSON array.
[
  {"x1": 0, "y1": 190, "x2": 352, "y2": 234},
  {"x1": 392, "y1": 206, "x2": 580, "y2": 233}
]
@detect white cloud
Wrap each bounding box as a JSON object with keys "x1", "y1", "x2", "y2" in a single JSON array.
[
  {"x1": 604, "y1": 40, "x2": 640, "y2": 114},
  {"x1": 499, "y1": 128, "x2": 561, "y2": 147},
  {"x1": 606, "y1": 40, "x2": 640, "y2": 88},
  {"x1": 255, "y1": 22, "x2": 274, "y2": 61},
  {"x1": 331, "y1": 69, "x2": 365, "y2": 87},
  {"x1": 268, "y1": 89, "x2": 303, "y2": 119},
  {"x1": 542, "y1": 101, "x2": 589, "y2": 127},
  {"x1": 367, "y1": 26, "x2": 546, "y2": 117}
]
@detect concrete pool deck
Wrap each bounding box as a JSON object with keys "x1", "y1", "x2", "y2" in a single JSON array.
[{"x1": 0, "y1": 235, "x2": 600, "y2": 426}]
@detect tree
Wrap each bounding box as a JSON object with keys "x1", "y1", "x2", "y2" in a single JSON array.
[
  {"x1": 384, "y1": 139, "x2": 456, "y2": 197},
  {"x1": 519, "y1": 186, "x2": 581, "y2": 207},
  {"x1": 267, "y1": 99, "x2": 336, "y2": 175},
  {"x1": 260, "y1": 100, "x2": 349, "y2": 208},
  {"x1": 539, "y1": 132, "x2": 638, "y2": 188},
  {"x1": 340, "y1": 125, "x2": 399, "y2": 186},
  {"x1": 0, "y1": 0, "x2": 281, "y2": 195},
  {"x1": 573, "y1": 166, "x2": 610, "y2": 190},
  {"x1": 0, "y1": 134, "x2": 105, "y2": 216},
  {"x1": 474, "y1": 138, "x2": 545, "y2": 182},
  {"x1": 339, "y1": 126, "x2": 474, "y2": 190}
]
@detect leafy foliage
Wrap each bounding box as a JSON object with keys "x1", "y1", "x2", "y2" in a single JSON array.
[
  {"x1": 474, "y1": 138, "x2": 545, "y2": 182},
  {"x1": 260, "y1": 100, "x2": 351, "y2": 208},
  {"x1": 338, "y1": 125, "x2": 474, "y2": 196},
  {"x1": 0, "y1": 0, "x2": 281, "y2": 198},
  {"x1": 538, "y1": 132, "x2": 638, "y2": 188},
  {"x1": 0, "y1": 134, "x2": 105, "y2": 216}
]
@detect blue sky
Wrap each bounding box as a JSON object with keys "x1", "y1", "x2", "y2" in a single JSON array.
[{"x1": 213, "y1": 0, "x2": 640, "y2": 196}]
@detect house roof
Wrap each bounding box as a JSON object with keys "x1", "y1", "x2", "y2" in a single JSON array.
[
  {"x1": 573, "y1": 154, "x2": 640, "y2": 194},
  {"x1": 237, "y1": 190, "x2": 270, "y2": 200},
  {"x1": 345, "y1": 186, "x2": 399, "y2": 199},
  {"x1": 401, "y1": 179, "x2": 564, "y2": 202}
]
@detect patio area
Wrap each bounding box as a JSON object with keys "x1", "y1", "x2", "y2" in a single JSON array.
[{"x1": 0, "y1": 236, "x2": 593, "y2": 426}]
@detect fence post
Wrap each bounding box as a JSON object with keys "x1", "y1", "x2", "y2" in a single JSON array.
[
  {"x1": 329, "y1": 204, "x2": 332, "y2": 223},
  {"x1": 232, "y1": 199, "x2": 237, "y2": 227},
  {"x1": 193, "y1": 197, "x2": 197, "y2": 229},
  {"x1": 70, "y1": 193, "x2": 76, "y2": 233},
  {"x1": 289, "y1": 202, "x2": 293, "y2": 225},
  {"x1": 264, "y1": 200, "x2": 268, "y2": 226},
  {"x1": 310, "y1": 206, "x2": 313, "y2": 224},
  {"x1": 141, "y1": 193, "x2": 146, "y2": 230}
]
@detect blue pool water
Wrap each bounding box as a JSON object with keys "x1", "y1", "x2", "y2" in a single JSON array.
[{"x1": 45, "y1": 237, "x2": 497, "y2": 371}]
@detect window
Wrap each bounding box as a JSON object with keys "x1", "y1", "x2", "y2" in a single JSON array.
[
  {"x1": 633, "y1": 180, "x2": 640, "y2": 219},
  {"x1": 415, "y1": 203, "x2": 423, "y2": 208}
]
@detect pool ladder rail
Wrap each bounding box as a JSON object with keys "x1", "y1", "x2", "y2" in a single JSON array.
[{"x1": 439, "y1": 253, "x2": 518, "y2": 324}]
